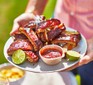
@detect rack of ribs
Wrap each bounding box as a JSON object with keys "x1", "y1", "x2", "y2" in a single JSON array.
[
  {"x1": 52, "y1": 31, "x2": 81, "y2": 50},
  {"x1": 25, "y1": 51, "x2": 39, "y2": 63},
  {"x1": 7, "y1": 39, "x2": 33, "y2": 55},
  {"x1": 19, "y1": 27, "x2": 43, "y2": 51}
]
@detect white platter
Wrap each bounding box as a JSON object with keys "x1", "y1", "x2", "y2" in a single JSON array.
[{"x1": 4, "y1": 27, "x2": 87, "y2": 72}]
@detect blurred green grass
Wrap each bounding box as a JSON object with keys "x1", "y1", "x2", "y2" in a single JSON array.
[
  {"x1": 0, "y1": 0, "x2": 28, "y2": 64},
  {"x1": 76, "y1": 74, "x2": 81, "y2": 85}
]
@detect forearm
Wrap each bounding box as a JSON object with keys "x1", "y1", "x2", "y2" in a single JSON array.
[{"x1": 25, "y1": 0, "x2": 48, "y2": 15}]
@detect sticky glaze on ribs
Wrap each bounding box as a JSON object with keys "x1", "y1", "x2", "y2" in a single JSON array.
[
  {"x1": 7, "y1": 15, "x2": 81, "y2": 63},
  {"x1": 7, "y1": 39, "x2": 33, "y2": 55},
  {"x1": 52, "y1": 31, "x2": 81, "y2": 50},
  {"x1": 19, "y1": 27, "x2": 43, "y2": 51},
  {"x1": 25, "y1": 51, "x2": 39, "y2": 63}
]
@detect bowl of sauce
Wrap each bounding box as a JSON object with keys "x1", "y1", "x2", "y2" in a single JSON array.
[{"x1": 39, "y1": 45, "x2": 65, "y2": 65}]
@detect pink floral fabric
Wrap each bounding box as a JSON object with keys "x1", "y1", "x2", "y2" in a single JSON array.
[{"x1": 54, "y1": 0, "x2": 93, "y2": 39}]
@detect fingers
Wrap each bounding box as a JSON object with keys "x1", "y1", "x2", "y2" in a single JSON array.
[
  {"x1": 10, "y1": 22, "x2": 19, "y2": 36},
  {"x1": 18, "y1": 13, "x2": 35, "y2": 21},
  {"x1": 79, "y1": 52, "x2": 93, "y2": 66},
  {"x1": 10, "y1": 13, "x2": 35, "y2": 36}
]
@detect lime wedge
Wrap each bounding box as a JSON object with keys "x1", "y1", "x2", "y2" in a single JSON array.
[
  {"x1": 66, "y1": 50, "x2": 80, "y2": 61},
  {"x1": 12, "y1": 49, "x2": 26, "y2": 64}
]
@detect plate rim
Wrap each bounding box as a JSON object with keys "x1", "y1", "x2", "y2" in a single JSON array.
[{"x1": 3, "y1": 27, "x2": 87, "y2": 73}]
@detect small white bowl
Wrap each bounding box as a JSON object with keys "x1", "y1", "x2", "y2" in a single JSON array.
[
  {"x1": 0, "y1": 63, "x2": 25, "y2": 85},
  {"x1": 39, "y1": 45, "x2": 65, "y2": 65}
]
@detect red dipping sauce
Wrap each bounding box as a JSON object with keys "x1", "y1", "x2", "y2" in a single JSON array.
[
  {"x1": 39, "y1": 45, "x2": 64, "y2": 65},
  {"x1": 40, "y1": 48, "x2": 62, "y2": 58}
]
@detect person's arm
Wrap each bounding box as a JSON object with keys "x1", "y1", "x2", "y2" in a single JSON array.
[{"x1": 25, "y1": 0, "x2": 48, "y2": 15}]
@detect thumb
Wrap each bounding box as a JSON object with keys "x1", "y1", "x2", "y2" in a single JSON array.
[{"x1": 10, "y1": 22, "x2": 19, "y2": 36}]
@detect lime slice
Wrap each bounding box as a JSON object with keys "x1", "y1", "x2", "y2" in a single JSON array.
[
  {"x1": 12, "y1": 49, "x2": 26, "y2": 64},
  {"x1": 66, "y1": 50, "x2": 80, "y2": 61}
]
